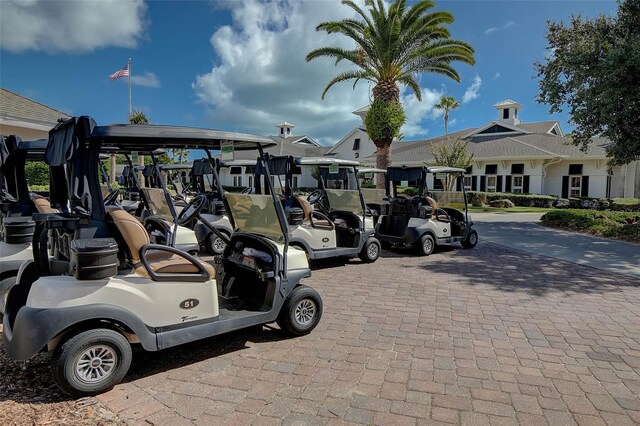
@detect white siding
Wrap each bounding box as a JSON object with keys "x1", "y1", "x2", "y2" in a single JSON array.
[{"x1": 326, "y1": 128, "x2": 376, "y2": 164}]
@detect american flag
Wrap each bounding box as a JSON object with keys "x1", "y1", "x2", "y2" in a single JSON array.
[{"x1": 109, "y1": 63, "x2": 129, "y2": 80}]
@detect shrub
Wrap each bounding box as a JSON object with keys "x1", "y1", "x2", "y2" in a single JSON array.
[
  {"x1": 541, "y1": 209, "x2": 640, "y2": 243},
  {"x1": 466, "y1": 191, "x2": 556, "y2": 208},
  {"x1": 25, "y1": 161, "x2": 49, "y2": 186}
]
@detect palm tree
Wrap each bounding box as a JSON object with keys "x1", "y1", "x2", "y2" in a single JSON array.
[
  {"x1": 435, "y1": 96, "x2": 460, "y2": 135},
  {"x1": 306, "y1": 0, "x2": 474, "y2": 186},
  {"x1": 128, "y1": 110, "x2": 150, "y2": 183}
]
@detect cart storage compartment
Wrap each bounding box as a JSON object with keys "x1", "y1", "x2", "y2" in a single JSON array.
[
  {"x1": 3, "y1": 217, "x2": 35, "y2": 244},
  {"x1": 287, "y1": 207, "x2": 304, "y2": 225},
  {"x1": 70, "y1": 238, "x2": 118, "y2": 280},
  {"x1": 212, "y1": 200, "x2": 226, "y2": 215}
]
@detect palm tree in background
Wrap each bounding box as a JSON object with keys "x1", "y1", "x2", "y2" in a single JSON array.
[
  {"x1": 435, "y1": 95, "x2": 460, "y2": 135},
  {"x1": 128, "y1": 110, "x2": 150, "y2": 183},
  {"x1": 306, "y1": 0, "x2": 474, "y2": 186}
]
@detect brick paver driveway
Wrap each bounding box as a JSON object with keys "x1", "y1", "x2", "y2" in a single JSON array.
[{"x1": 99, "y1": 243, "x2": 640, "y2": 425}]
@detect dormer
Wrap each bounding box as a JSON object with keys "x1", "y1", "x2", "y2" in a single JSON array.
[
  {"x1": 493, "y1": 99, "x2": 522, "y2": 125},
  {"x1": 352, "y1": 106, "x2": 369, "y2": 126},
  {"x1": 276, "y1": 121, "x2": 295, "y2": 137}
]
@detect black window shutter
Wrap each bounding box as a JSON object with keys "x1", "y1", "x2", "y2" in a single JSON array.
[
  {"x1": 581, "y1": 176, "x2": 589, "y2": 197},
  {"x1": 523, "y1": 175, "x2": 530, "y2": 193},
  {"x1": 496, "y1": 175, "x2": 503, "y2": 192},
  {"x1": 562, "y1": 176, "x2": 569, "y2": 198},
  {"x1": 505, "y1": 176, "x2": 512, "y2": 192},
  {"x1": 456, "y1": 177, "x2": 462, "y2": 191},
  {"x1": 471, "y1": 176, "x2": 477, "y2": 190},
  {"x1": 480, "y1": 176, "x2": 486, "y2": 191}
]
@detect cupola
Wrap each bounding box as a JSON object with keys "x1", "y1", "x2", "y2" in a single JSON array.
[
  {"x1": 493, "y1": 99, "x2": 523, "y2": 125},
  {"x1": 276, "y1": 122, "x2": 295, "y2": 136}
]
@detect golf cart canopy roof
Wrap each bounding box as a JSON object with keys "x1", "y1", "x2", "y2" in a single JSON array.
[
  {"x1": 101, "y1": 146, "x2": 166, "y2": 156},
  {"x1": 159, "y1": 163, "x2": 194, "y2": 171},
  {"x1": 359, "y1": 167, "x2": 386, "y2": 174},
  {"x1": 295, "y1": 157, "x2": 360, "y2": 166},
  {"x1": 15, "y1": 138, "x2": 48, "y2": 161},
  {"x1": 427, "y1": 166, "x2": 466, "y2": 174},
  {"x1": 88, "y1": 124, "x2": 276, "y2": 151},
  {"x1": 385, "y1": 166, "x2": 427, "y2": 182},
  {"x1": 219, "y1": 159, "x2": 258, "y2": 167}
]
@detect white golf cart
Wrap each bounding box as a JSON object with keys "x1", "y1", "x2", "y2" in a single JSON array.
[
  {"x1": 256, "y1": 156, "x2": 381, "y2": 263},
  {"x1": 3, "y1": 117, "x2": 322, "y2": 397},
  {"x1": 375, "y1": 166, "x2": 478, "y2": 255}
]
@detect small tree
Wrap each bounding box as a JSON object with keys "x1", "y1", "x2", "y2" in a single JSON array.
[
  {"x1": 434, "y1": 96, "x2": 460, "y2": 135},
  {"x1": 25, "y1": 162, "x2": 49, "y2": 186},
  {"x1": 430, "y1": 138, "x2": 473, "y2": 190}
]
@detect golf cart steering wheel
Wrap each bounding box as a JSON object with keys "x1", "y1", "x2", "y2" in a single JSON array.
[
  {"x1": 176, "y1": 194, "x2": 207, "y2": 226},
  {"x1": 241, "y1": 187, "x2": 254, "y2": 194},
  {"x1": 103, "y1": 189, "x2": 120, "y2": 206},
  {"x1": 307, "y1": 189, "x2": 323, "y2": 205}
]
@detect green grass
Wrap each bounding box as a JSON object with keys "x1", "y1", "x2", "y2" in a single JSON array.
[
  {"x1": 541, "y1": 209, "x2": 640, "y2": 243},
  {"x1": 467, "y1": 206, "x2": 554, "y2": 213}
]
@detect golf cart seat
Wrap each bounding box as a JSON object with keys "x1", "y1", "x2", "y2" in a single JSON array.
[
  {"x1": 106, "y1": 206, "x2": 215, "y2": 278},
  {"x1": 30, "y1": 193, "x2": 60, "y2": 214},
  {"x1": 294, "y1": 195, "x2": 333, "y2": 229},
  {"x1": 425, "y1": 196, "x2": 450, "y2": 222}
]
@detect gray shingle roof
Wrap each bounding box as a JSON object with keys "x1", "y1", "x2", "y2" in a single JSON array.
[
  {"x1": 1, "y1": 88, "x2": 70, "y2": 125},
  {"x1": 363, "y1": 120, "x2": 608, "y2": 164}
]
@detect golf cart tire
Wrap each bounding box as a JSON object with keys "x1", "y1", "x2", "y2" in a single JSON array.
[
  {"x1": 461, "y1": 230, "x2": 478, "y2": 249},
  {"x1": 207, "y1": 232, "x2": 228, "y2": 255},
  {"x1": 51, "y1": 328, "x2": 132, "y2": 397},
  {"x1": 277, "y1": 285, "x2": 323, "y2": 336},
  {"x1": 358, "y1": 238, "x2": 381, "y2": 263},
  {"x1": 418, "y1": 234, "x2": 435, "y2": 256},
  {"x1": 0, "y1": 276, "x2": 17, "y2": 315}
]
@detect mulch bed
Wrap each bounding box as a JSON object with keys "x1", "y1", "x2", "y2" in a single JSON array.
[{"x1": 0, "y1": 322, "x2": 124, "y2": 426}]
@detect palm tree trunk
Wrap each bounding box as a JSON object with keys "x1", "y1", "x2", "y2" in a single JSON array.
[
  {"x1": 109, "y1": 154, "x2": 116, "y2": 184},
  {"x1": 375, "y1": 141, "x2": 392, "y2": 188},
  {"x1": 444, "y1": 110, "x2": 449, "y2": 135}
]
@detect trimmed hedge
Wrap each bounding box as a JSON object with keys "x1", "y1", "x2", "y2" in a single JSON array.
[
  {"x1": 557, "y1": 197, "x2": 640, "y2": 212},
  {"x1": 541, "y1": 209, "x2": 640, "y2": 243},
  {"x1": 467, "y1": 191, "x2": 556, "y2": 208}
]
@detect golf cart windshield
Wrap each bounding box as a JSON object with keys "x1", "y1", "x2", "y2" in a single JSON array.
[
  {"x1": 325, "y1": 189, "x2": 364, "y2": 215},
  {"x1": 431, "y1": 190, "x2": 467, "y2": 210},
  {"x1": 361, "y1": 188, "x2": 387, "y2": 204},
  {"x1": 226, "y1": 193, "x2": 285, "y2": 241},
  {"x1": 141, "y1": 187, "x2": 175, "y2": 221}
]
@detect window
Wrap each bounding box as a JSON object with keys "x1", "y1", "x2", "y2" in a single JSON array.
[
  {"x1": 503, "y1": 109, "x2": 509, "y2": 119},
  {"x1": 570, "y1": 176, "x2": 582, "y2": 197},
  {"x1": 233, "y1": 176, "x2": 243, "y2": 187},
  {"x1": 478, "y1": 125, "x2": 513, "y2": 135},
  {"x1": 512, "y1": 176, "x2": 523, "y2": 193},
  {"x1": 511, "y1": 164, "x2": 524, "y2": 174},
  {"x1": 230, "y1": 166, "x2": 242, "y2": 175},
  {"x1": 293, "y1": 176, "x2": 298, "y2": 188},
  {"x1": 569, "y1": 164, "x2": 583, "y2": 175},
  {"x1": 485, "y1": 164, "x2": 498, "y2": 175},
  {"x1": 463, "y1": 176, "x2": 472, "y2": 190},
  {"x1": 352, "y1": 138, "x2": 361, "y2": 150},
  {"x1": 487, "y1": 175, "x2": 497, "y2": 192},
  {"x1": 245, "y1": 166, "x2": 254, "y2": 174},
  {"x1": 465, "y1": 165, "x2": 473, "y2": 174},
  {"x1": 248, "y1": 176, "x2": 253, "y2": 188},
  {"x1": 280, "y1": 128, "x2": 284, "y2": 135}
]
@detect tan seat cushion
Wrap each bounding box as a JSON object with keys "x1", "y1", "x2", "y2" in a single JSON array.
[
  {"x1": 31, "y1": 194, "x2": 60, "y2": 214},
  {"x1": 134, "y1": 255, "x2": 215, "y2": 278}
]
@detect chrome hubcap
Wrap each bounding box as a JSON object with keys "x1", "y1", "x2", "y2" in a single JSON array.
[
  {"x1": 75, "y1": 345, "x2": 117, "y2": 383},
  {"x1": 367, "y1": 243, "x2": 379, "y2": 259},
  {"x1": 469, "y1": 233, "x2": 477, "y2": 245},
  {"x1": 423, "y1": 239, "x2": 433, "y2": 253},
  {"x1": 212, "y1": 237, "x2": 226, "y2": 252},
  {"x1": 294, "y1": 299, "x2": 316, "y2": 326}
]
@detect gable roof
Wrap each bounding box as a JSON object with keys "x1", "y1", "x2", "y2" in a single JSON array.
[
  {"x1": 219, "y1": 136, "x2": 329, "y2": 161},
  {"x1": 0, "y1": 88, "x2": 70, "y2": 126},
  {"x1": 325, "y1": 126, "x2": 369, "y2": 154}
]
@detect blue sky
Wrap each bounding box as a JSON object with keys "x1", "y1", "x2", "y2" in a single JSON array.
[{"x1": 1, "y1": 0, "x2": 618, "y2": 147}]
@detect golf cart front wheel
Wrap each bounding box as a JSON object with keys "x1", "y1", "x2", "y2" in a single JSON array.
[
  {"x1": 277, "y1": 285, "x2": 323, "y2": 336},
  {"x1": 51, "y1": 328, "x2": 132, "y2": 397},
  {"x1": 358, "y1": 238, "x2": 381, "y2": 263},
  {"x1": 0, "y1": 276, "x2": 17, "y2": 315},
  {"x1": 207, "y1": 232, "x2": 228, "y2": 255},
  {"x1": 461, "y1": 230, "x2": 478, "y2": 249},
  {"x1": 418, "y1": 234, "x2": 435, "y2": 256}
]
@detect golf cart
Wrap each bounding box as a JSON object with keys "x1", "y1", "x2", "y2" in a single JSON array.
[
  {"x1": 0, "y1": 137, "x2": 48, "y2": 313},
  {"x1": 4, "y1": 117, "x2": 322, "y2": 397},
  {"x1": 256, "y1": 156, "x2": 381, "y2": 263},
  {"x1": 192, "y1": 158, "x2": 257, "y2": 255},
  {"x1": 375, "y1": 166, "x2": 478, "y2": 255}
]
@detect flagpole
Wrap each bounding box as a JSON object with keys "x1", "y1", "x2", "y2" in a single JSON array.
[{"x1": 128, "y1": 58, "x2": 132, "y2": 116}]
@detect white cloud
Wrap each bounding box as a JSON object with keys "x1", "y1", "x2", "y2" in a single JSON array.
[
  {"x1": 0, "y1": 0, "x2": 147, "y2": 53},
  {"x1": 485, "y1": 20, "x2": 515, "y2": 35},
  {"x1": 193, "y1": 0, "x2": 383, "y2": 145},
  {"x1": 462, "y1": 75, "x2": 482, "y2": 104},
  {"x1": 130, "y1": 72, "x2": 160, "y2": 88},
  {"x1": 400, "y1": 87, "x2": 443, "y2": 138},
  {"x1": 493, "y1": 72, "x2": 501, "y2": 80}
]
